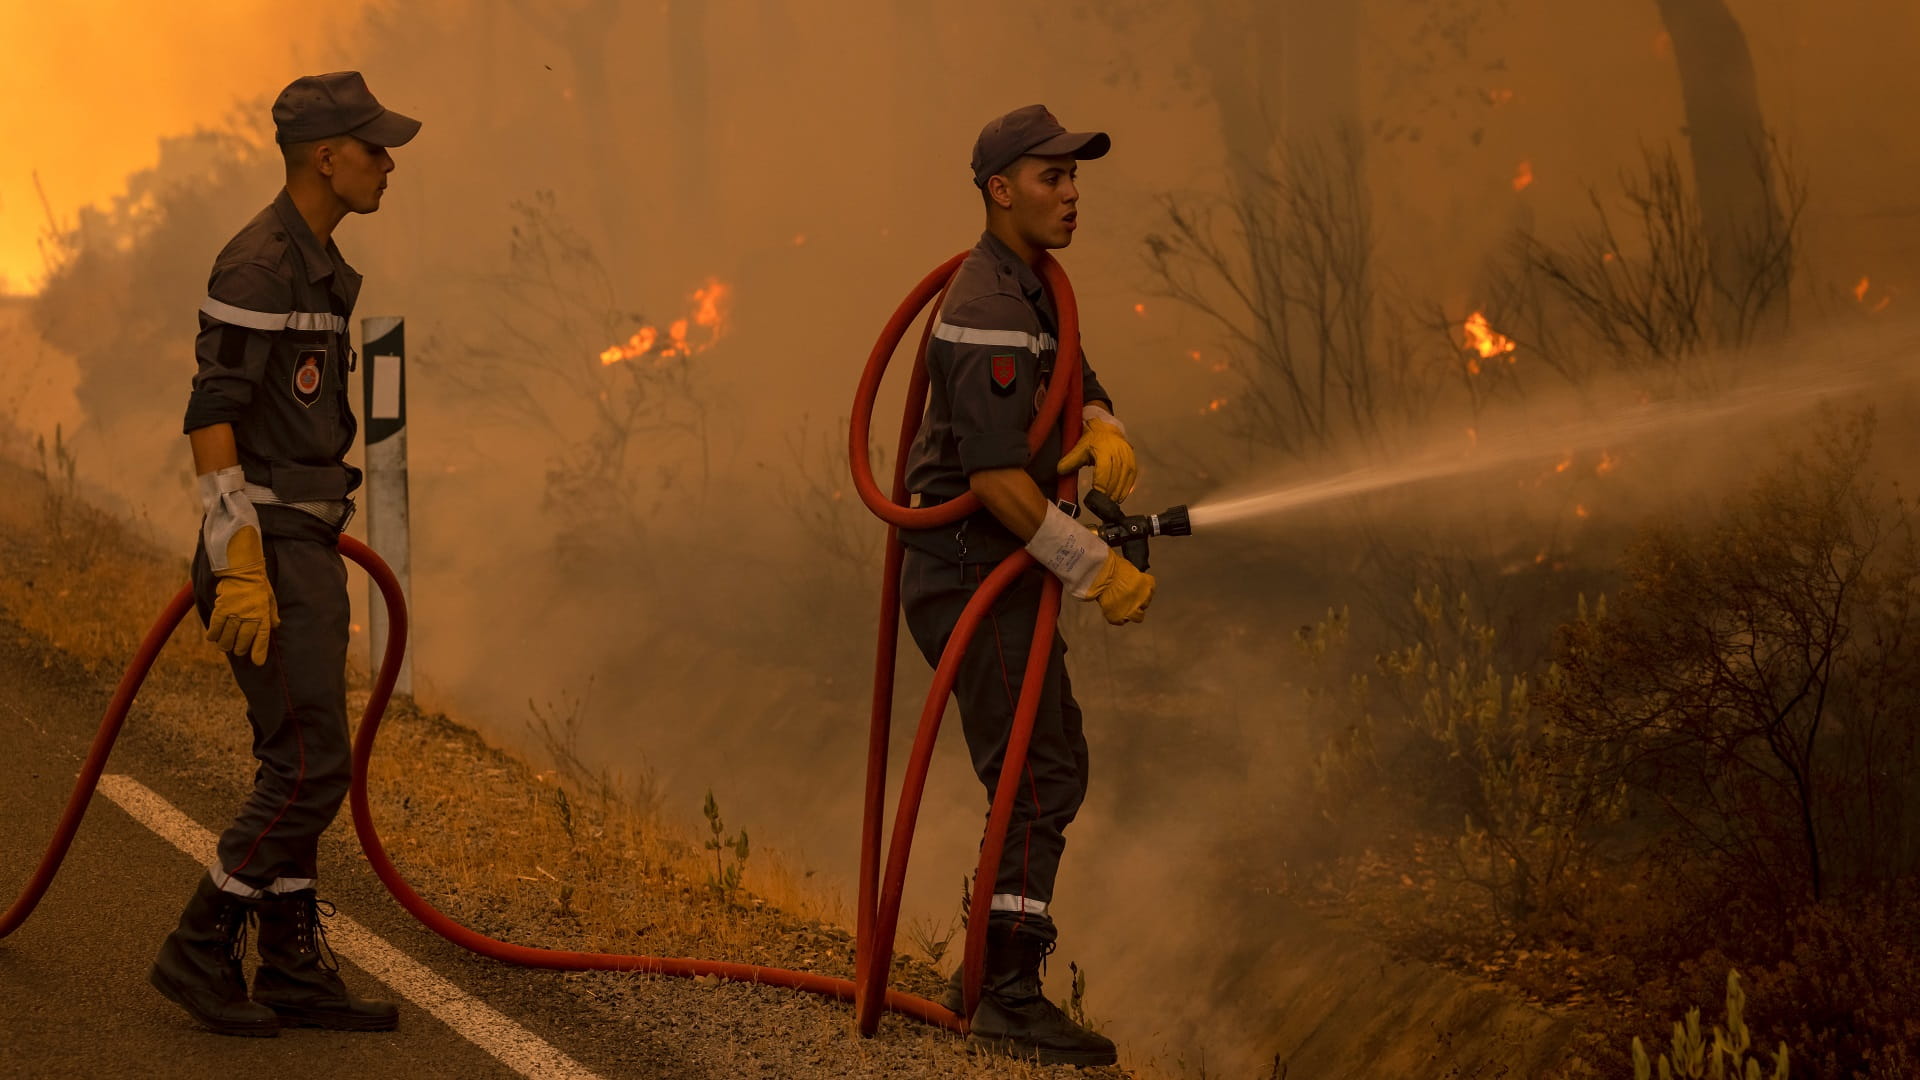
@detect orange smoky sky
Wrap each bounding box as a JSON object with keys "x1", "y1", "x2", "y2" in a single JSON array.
[{"x1": 0, "y1": 1, "x2": 369, "y2": 294}]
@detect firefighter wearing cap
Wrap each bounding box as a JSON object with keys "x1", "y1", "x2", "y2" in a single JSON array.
[
  {"x1": 898, "y1": 104, "x2": 1149, "y2": 1067},
  {"x1": 150, "y1": 71, "x2": 419, "y2": 1038}
]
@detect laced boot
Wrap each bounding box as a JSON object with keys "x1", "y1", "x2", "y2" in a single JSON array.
[
  {"x1": 968, "y1": 923, "x2": 1117, "y2": 1067},
  {"x1": 148, "y1": 873, "x2": 279, "y2": 1037},
  {"x1": 252, "y1": 889, "x2": 398, "y2": 1031}
]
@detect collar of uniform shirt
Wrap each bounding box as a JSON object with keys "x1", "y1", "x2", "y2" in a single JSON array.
[
  {"x1": 272, "y1": 188, "x2": 357, "y2": 287},
  {"x1": 978, "y1": 229, "x2": 1050, "y2": 306}
]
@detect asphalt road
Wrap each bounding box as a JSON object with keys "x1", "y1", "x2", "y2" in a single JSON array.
[{"x1": 0, "y1": 618, "x2": 684, "y2": 1080}]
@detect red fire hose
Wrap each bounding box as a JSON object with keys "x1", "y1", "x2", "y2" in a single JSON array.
[{"x1": 0, "y1": 251, "x2": 1084, "y2": 1045}]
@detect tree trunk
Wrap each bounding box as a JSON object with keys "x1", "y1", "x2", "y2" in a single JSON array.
[
  {"x1": 667, "y1": 0, "x2": 711, "y2": 227},
  {"x1": 1655, "y1": 0, "x2": 1791, "y2": 344}
]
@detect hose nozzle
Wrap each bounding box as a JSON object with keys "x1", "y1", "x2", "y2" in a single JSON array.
[{"x1": 1083, "y1": 492, "x2": 1194, "y2": 572}]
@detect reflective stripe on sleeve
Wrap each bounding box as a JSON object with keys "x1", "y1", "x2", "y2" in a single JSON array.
[
  {"x1": 200, "y1": 295, "x2": 290, "y2": 331},
  {"x1": 200, "y1": 296, "x2": 344, "y2": 334},
  {"x1": 989, "y1": 893, "x2": 1050, "y2": 915},
  {"x1": 286, "y1": 311, "x2": 346, "y2": 332},
  {"x1": 932, "y1": 322, "x2": 1056, "y2": 355}
]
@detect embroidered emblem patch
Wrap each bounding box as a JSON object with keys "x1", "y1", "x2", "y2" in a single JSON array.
[
  {"x1": 990, "y1": 354, "x2": 1017, "y2": 395},
  {"x1": 292, "y1": 349, "x2": 324, "y2": 408}
]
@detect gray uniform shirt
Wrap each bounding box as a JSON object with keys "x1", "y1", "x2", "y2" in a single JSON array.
[
  {"x1": 900, "y1": 231, "x2": 1111, "y2": 564},
  {"x1": 184, "y1": 189, "x2": 363, "y2": 517}
]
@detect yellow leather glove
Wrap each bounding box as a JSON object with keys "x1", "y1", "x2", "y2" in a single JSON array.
[
  {"x1": 207, "y1": 526, "x2": 280, "y2": 666},
  {"x1": 1082, "y1": 549, "x2": 1155, "y2": 625},
  {"x1": 1056, "y1": 405, "x2": 1138, "y2": 503}
]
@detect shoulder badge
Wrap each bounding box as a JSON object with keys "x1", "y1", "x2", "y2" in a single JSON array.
[
  {"x1": 291, "y1": 349, "x2": 324, "y2": 407},
  {"x1": 990, "y1": 354, "x2": 1017, "y2": 396}
]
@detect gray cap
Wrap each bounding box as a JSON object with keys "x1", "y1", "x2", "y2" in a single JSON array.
[
  {"x1": 273, "y1": 71, "x2": 421, "y2": 147},
  {"x1": 971, "y1": 104, "x2": 1109, "y2": 189}
]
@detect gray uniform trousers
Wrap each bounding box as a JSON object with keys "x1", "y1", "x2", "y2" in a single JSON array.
[
  {"x1": 189, "y1": 507, "x2": 351, "y2": 889},
  {"x1": 900, "y1": 546, "x2": 1090, "y2": 936}
]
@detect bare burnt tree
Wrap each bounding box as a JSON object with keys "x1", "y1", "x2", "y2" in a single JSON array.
[
  {"x1": 1657, "y1": 0, "x2": 1794, "y2": 345},
  {"x1": 503, "y1": 0, "x2": 635, "y2": 285},
  {"x1": 1147, "y1": 133, "x2": 1435, "y2": 460},
  {"x1": 1546, "y1": 410, "x2": 1920, "y2": 907},
  {"x1": 436, "y1": 192, "x2": 709, "y2": 558},
  {"x1": 1483, "y1": 142, "x2": 1803, "y2": 398}
]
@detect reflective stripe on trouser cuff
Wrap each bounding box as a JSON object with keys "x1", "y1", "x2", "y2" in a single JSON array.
[
  {"x1": 208, "y1": 860, "x2": 264, "y2": 898},
  {"x1": 989, "y1": 893, "x2": 1050, "y2": 915},
  {"x1": 932, "y1": 322, "x2": 1056, "y2": 355},
  {"x1": 209, "y1": 861, "x2": 314, "y2": 898}
]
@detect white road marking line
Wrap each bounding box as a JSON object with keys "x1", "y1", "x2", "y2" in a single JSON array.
[{"x1": 96, "y1": 773, "x2": 605, "y2": 1080}]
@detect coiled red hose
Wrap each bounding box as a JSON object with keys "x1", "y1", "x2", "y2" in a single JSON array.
[
  {"x1": 847, "y1": 250, "x2": 1083, "y2": 1033},
  {"x1": 1, "y1": 251, "x2": 1082, "y2": 1044}
]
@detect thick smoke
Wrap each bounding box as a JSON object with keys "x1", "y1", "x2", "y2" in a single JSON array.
[{"x1": 7, "y1": 1, "x2": 1920, "y2": 1073}]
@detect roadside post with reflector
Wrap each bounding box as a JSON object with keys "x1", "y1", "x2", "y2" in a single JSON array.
[{"x1": 361, "y1": 316, "x2": 413, "y2": 695}]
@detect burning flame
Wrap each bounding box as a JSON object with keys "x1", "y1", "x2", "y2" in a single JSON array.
[
  {"x1": 1512, "y1": 160, "x2": 1534, "y2": 193},
  {"x1": 600, "y1": 278, "x2": 731, "y2": 366},
  {"x1": 1554, "y1": 455, "x2": 1573, "y2": 474},
  {"x1": 1463, "y1": 311, "x2": 1516, "y2": 366},
  {"x1": 1133, "y1": 302, "x2": 1147, "y2": 316},
  {"x1": 1204, "y1": 397, "x2": 1228, "y2": 413},
  {"x1": 1596, "y1": 451, "x2": 1617, "y2": 476},
  {"x1": 1575, "y1": 504, "x2": 1590, "y2": 519},
  {"x1": 1854, "y1": 276, "x2": 1895, "y2": 314},
  {"x1": 1486, "y1": 88, "x2": 1515, "y2": 106}
]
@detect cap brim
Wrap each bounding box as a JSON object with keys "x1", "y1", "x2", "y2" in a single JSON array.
[
  {"x1": 348, "y1": 109, "x2": 421, "y2": 148},
  {"x1": 1026, "y1": 130, "x2": 1110, "y2": 161}
]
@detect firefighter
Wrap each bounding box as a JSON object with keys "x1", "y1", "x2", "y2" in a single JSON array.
[
  {"x1": 897, "y1": 104, "x2": 1151, "y2": 1067},
  {"x1": 151, "y1": 71, "x2": 418, "y2": 1037}
]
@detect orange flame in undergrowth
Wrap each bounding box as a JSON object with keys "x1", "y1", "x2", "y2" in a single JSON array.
[
  {"x1": 600, "y1": 278, "x2": 732, "y2": 366},
  {"x1": 1204, "y1": 397, "x2": 1228, "y2": 414},
  {"x1": 1513, "y1": 160, "x2": 1534, "y2": 192},
  {"x1": 1596, "y1": 451, "x2": 1617, "y2": 476},
  {"x1": 1854, "y1": 275, "x2": 1895, "y2": 314},
  {"x1": 1463, "y1": 311, "x2": 1517, "y2": 371}
]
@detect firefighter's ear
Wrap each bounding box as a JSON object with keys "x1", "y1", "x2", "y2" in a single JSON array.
[
  {"x1": 986, "y1": 173, "x2": 1014, "y2": 211},
  {"x1": 313, "y1": 140, "x2": 337, "y2": 177}
]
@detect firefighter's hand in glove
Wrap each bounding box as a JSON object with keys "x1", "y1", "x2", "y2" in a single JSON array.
[
  {"x1": 1081, "y1": 549, "x2": 1154, "y2": 624},
  {"x1": 1056, "y1": 405, "x2": 1137, "y2": 503},
  {"x1": 208, "y1": 526, "x2": 280, "y2": 665},
  {"x1": 198, "y1": 466, "x2": 278, "y2": 666},
  {"x1": 1025, "y1": 500, "x2": 1156, "y2": 625}
]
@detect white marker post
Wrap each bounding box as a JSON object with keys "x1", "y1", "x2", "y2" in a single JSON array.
[{"x1": 361, "y1": 316, "x2": 413, "y2": 696}]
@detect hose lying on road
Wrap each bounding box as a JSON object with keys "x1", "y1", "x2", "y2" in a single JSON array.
[{"x1": 0, "y1": 252, "x2": 1084, "y2": 1043}]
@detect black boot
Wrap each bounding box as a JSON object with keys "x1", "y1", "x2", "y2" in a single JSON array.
[
  {"x1": 939, "y1": 963, "x2": 966, "y2": 1014},
  {"x1": 252, "y1": 889, "x2": 398, "y2": 1031},
  {"x1": 968, "y1": 923, "x2": 1117, "y2": 1068},
  {"x1": 148, "y1": 873, "x2": 279, "y2": 1037}
]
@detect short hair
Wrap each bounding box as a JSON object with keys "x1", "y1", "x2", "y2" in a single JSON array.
[
  {"x1": 280, "y1": 135, "x2": 355, "y2": 171},
  {"x1": 979, "y1": 155, "x2": 1037, "y2": 209}
]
